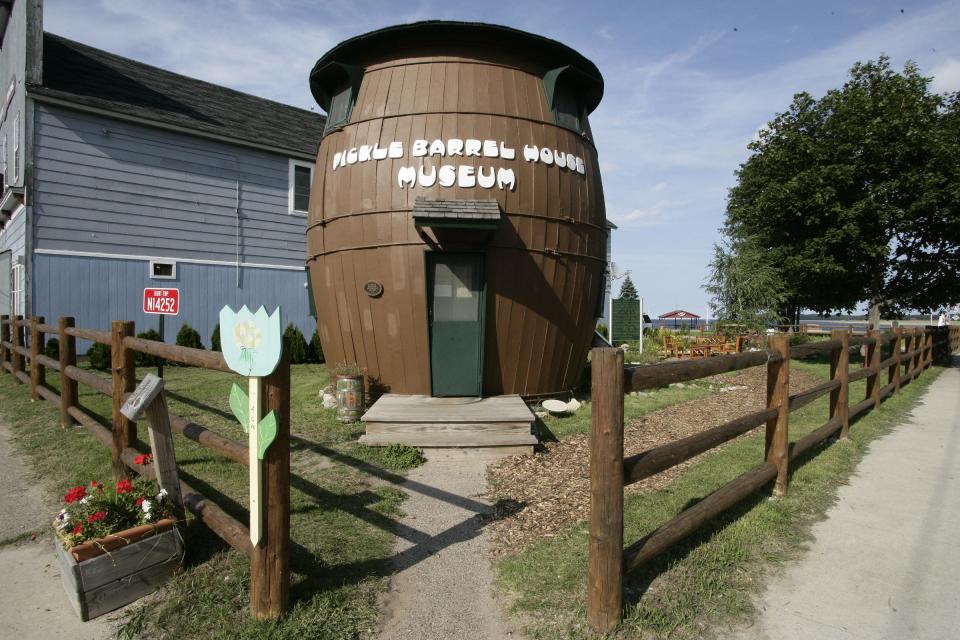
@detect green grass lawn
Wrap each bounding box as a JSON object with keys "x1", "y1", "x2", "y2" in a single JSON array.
[
  {"x1": 497, "y1": 359, "x2": 945, "y2": 639},
  {"x1": 0, "y1": 362, "x2": 417, "y2": 640}
]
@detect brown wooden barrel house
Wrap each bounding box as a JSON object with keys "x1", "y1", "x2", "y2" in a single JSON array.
[{"x1": 307, "y1": 22, "x2": 607, "y2": 447}]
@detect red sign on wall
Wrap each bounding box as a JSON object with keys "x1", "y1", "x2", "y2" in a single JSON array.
[{"x1": 143, "y1": 288, "x2": 180, "y2": 315}]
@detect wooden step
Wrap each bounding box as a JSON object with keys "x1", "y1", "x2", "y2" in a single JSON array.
[
  {"x1": 360, "y1": 394, "x2": 537, "y2": 449},
  {"x1": 364, "y1": 421, "x2": 532, "y2": 436},
  {"x1": 363, "y1": 394, "x2": 534, "y2": 423},
  {"x1": 358, "y1": 430, "x2": 538, "y2": 447}
]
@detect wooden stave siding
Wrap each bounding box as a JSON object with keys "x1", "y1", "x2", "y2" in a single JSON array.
[{"x1": 308, "y1": 53, "x2": 606, "y2": 396}]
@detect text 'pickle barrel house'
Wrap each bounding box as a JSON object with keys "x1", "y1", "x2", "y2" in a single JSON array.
[{"x1": 306, "y1": 22, "x2": 609, "y2": 451}]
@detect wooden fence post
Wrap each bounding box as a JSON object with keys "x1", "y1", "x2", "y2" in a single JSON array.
[
  {"x1": 829, "y1": 329, "x2": 850, "y2": 439},
  {"x1": 250, "y1": 346, "x2": 291, "y2": 620},
  {"x1": 864, "y1": 329, "x2": 881, "y2": 409},
  {"x1": 29, "y1": 316, "x2": 45, "y2": 399},
  {"x1": 111, "y1": 321, "x2": 136, "y2": 481},
  {"x1": 11, "y1": 315, "x2": 23, "y2": 382},
  {"x1": 904, "y1": 329, "x2": 915, "y2": 381},
  {"x1": 889, "y1": 327, "x2": 901, "y2": 393},
  {"x1": 59, "y1": 317, "x2": 78, "y2": 428},
  {"x1": 0, "y1": 315, "x2": 8, "y2": 372},
  {"x1": 587, "y1": 347, "x2": 625, "y2": 634},
  {"x1": 765, "y1": 335, "x2": 790, "y2": 497}
]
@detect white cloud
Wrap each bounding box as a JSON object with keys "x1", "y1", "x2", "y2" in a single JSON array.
[
  {"x1": 931, "y1": 58, "x2": 960, "y2": 93},
  {"x1": 610, "y1": 199, "x2": 687, "y2": 226}
]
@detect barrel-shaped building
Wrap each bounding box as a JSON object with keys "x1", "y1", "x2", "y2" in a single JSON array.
[{"x1": 307, "y1": 21, "x2": 607, "y2": 398}]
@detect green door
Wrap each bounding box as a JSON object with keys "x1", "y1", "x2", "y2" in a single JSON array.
[{"x1": 427, "y1": 253, "x2": 485, "y2": 397}]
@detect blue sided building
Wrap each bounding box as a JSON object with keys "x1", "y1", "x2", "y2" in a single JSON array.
[{"x1": 0, "y1": 0, "x2": 325, "y2": 347}]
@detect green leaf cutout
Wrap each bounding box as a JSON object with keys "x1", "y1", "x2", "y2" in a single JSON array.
[
  {"x1": 229, "y1": 383, "x2": 249, "y2": 431},
  {"x1": 257, "y1": 411, "x2": 279, "y2": 460}
]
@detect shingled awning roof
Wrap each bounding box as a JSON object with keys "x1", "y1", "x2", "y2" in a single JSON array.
[
  {"x1": 412, "y1": 197, "x2": 502, "y2": 229},
  {"x1": 31, "y1": 33, "x2": 326, "y2": 159}
]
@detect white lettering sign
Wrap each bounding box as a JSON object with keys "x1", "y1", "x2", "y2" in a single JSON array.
[{"x1": 329, "y1": 137, "x2": 587, "y2": 191}]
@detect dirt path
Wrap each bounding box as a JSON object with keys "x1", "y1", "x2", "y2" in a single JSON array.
[
  {"x1": 0, "y1": 420, "x2": 113, "y2": 640},
  {"x1": 374, "y1": 452, "x2": 522, "y2": 640}
]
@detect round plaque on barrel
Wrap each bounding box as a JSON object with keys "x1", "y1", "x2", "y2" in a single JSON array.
[{"x1": 363, "y1": 281, "x2": 384, "y2": 298}]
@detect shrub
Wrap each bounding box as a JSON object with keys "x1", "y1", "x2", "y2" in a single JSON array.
[
  {"x1": 596, "y1": 323, "x2": 608, "y2": 339},
  {"x1": 353, "y1": 444, "x2": 425, "y2": 470},
  {"x1": 309, "y1": 331, "x2": 324, "y2": 363},
  {"x1": 134, "y1": 329, "x2": 163, "y2": 367},
  {"x1": 44, "y1": 337, "x2": 60, "y2": 360},
  {"x1": 87, "y1": 343, "x2": 111, "y2": 370},
  {"x1": 283, "y1": 324, "x2": 309, "y2": 364},
  {"x1": 210, "y1": 323, "x2": 221, "y2": 352},
  {"x1": 175, "y1": 323, "x2": 203, "y2": 350}
]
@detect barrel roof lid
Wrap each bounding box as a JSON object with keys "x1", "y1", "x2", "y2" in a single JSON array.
[
  {"x1": 311, "y1": 21, "x2": 603, "y2": 113},
  {"x1": 33, "y1": 33, "x2": 326, "y2": 158}
]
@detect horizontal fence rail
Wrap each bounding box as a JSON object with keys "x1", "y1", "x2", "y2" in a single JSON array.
[
  {"x1": 587, "y1": 324, "x2": 958, "y2": 633},
  {"x1": 0, "y1": 314, "x2": 290, "y2": 621}
]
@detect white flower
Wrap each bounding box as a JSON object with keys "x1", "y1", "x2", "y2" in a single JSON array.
[
  {"x1": 157, "y1": 488, "x2": 168, "y2": 499},
  {"x1": 56, "y1": 509, "x2": 70, "y2": 530},
  {"x1": 80, "y1": 497, "x2": 89, "y2": 505},
  {"x1": 141, "y1": 499, "x2": 153, "y2": 515}
]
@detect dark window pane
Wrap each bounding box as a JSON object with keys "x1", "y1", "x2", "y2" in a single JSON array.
[
  {"x1": 326, "y1": 84, "x2": 352, "y2": 128},
  {"x1": 294, "y1": 165, "x2": 311, "y2": 212},
  {"x1": 553, "y1": 83, "x2": 581, "y2": 132}
]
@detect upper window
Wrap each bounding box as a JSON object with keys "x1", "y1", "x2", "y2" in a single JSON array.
[
  {"x1": 325, "y1": 83, "x2": 354, "y2": 131},
  {"x1": 309, "y1": 62, "x2": 364, "y2": 135},
  {"x1": 289, "y1": 160, "x2": 314, "y2": 215},
  {"x1": 542, "y1": 66, "x2": 601, "y2": 135},
  {"x1": 552, "y1": 82, "x2": 582, "y2": 132}
]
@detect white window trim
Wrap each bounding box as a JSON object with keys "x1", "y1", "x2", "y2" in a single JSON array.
[
  {"x1": 149, "y1": 259, "x2": 177, "y2": 280},
  {"x1": 288, "y1": 159, "x2": 314, "y2": 216},
  {"x1": 12, "y1": 111, "x2": 19, "y2": 183},
  {"x1": 10, "y1": 260, "x2": 24, "y2": 315}
]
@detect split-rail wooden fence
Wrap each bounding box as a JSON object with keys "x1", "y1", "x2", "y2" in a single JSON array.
[
  {"x1": 0, "y1": 314, "x2": 290, "y2": 620},
  {"x1": 588, "y1": 325, "x2": 959, "y2": 633}
]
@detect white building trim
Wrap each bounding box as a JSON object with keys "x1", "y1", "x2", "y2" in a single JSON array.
[{"x1": 34, "y1": 248, "x2": 305, "y2": 271}]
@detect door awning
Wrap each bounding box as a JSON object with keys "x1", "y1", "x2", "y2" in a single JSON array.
[{"x1": 412, "y1": 197, "x2": 501, "y2": 230}]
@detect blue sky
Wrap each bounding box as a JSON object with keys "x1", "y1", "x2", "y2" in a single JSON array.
[{"x1": 46, "y1": 1, "x2": 960, "y2": 317}]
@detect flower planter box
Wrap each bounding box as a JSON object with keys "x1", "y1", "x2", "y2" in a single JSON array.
[{"x1": 55, "y1": 519, "x2": 183, "y2": 621}]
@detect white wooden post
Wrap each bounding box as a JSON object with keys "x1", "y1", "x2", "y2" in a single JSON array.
[{"x1": 248, "y1": 377, "x2": 264, "y2": 546}]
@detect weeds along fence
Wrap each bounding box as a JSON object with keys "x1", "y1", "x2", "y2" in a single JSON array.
[
  {"x1": 0, "y1": 314, "x2": 289, "y2": 621},
  {"x1": 587, "y1": 325, "x2": 959, "y2": 633}
]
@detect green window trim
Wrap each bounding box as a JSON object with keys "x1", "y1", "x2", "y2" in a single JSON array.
[
  {"x1": 542, "y1": 65, "x2": 603, "y2": 134},
  {"x1": 311, "y1": 61, "x2": 364, "y2": 134}
]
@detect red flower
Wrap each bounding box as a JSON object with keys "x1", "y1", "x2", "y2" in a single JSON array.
[
  {"x1": 116, "y1": 479, "x2": 134, "y2": 494},
  {"x1": 133, "y1": 453, "x2": 153, "y2": 466},
  {"x1": 90, "y1": 481, "x2": 103, "y2": 492},
  {"x1": 64, "y1": 486, "x2": 86, "y2": 503},
  {"x1": 86, "y1": 511, "x2": 106, "y2": 523},
  {"x1": 135, "y1": 497, "x2": 145, "y2": 507},
  {"x1": 72, "y1": 523, "x2": 84, "y2": 535}
]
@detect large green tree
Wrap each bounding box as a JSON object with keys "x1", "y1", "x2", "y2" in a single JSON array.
[{"x1": 724, "y1": 57, "x2": 960, "y2": 316}]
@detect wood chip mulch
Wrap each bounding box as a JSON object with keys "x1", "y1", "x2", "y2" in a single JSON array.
[{"x1": 484, "y1": 365, "x2": 822, "y2": 557}]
